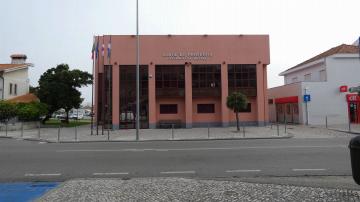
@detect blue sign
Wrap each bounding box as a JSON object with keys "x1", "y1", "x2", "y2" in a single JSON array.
[{"x1": 304, "y1": 94, "x2": 311, "y2": 102}]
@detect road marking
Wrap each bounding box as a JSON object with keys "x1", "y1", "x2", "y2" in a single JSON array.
[
  {"x1": 226, "y1": 169, "x2": 261, "y2": 173},
  {"x1": 25, "y1": 173, "x2": 61, "y2": 177},
  {"x1": 160, "y1": 171, "x2": 195, "y2": 174},
  {"x1": 292, "y1": 168, "x2": 326, "y2": 171},
  {"x1": 93, "y1": 172, "x2": 129, "y2": 176},
  {"x1": 56, "y1": 145, "x2": 346, "y2": 153}
]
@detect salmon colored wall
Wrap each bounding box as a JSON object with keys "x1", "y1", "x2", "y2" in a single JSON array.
[
  {"x1": 156, "y1": 98, "x2": 186, "y2": 123},
  {"x1": 228, "y1": 98, "x2": 258, "y2": 122},
  {"x1": 192, "y1": 97, "x2": 222, "y2": 123}
]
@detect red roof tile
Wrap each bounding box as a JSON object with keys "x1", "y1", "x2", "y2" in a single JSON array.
[
  {"x1": 7, "y1": 93, "x2": 39, "y2": 103},
  {"x1": 0, "y1": 63, "x2": 29, "y2": 71},
  {"x1": 284, "y1": 44, "x2": 359, "y2": 73}
]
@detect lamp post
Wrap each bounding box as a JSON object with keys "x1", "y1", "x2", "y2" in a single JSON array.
[{"x1": 135, "y1": 0, "x2": 140, "y2": 140}]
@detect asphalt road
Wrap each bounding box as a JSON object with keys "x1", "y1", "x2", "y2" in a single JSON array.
[{"x1": 0, "y1": 137, "x2": 353, "y2": 182}]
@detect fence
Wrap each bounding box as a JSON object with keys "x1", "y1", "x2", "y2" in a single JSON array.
[{"x1": 0, "y1": 122, "x2": 289, "y2": 142}]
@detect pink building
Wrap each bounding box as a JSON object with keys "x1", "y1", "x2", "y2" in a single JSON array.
[{"x1": 94, "y1": 35, "x2": 270, "y2": 129}]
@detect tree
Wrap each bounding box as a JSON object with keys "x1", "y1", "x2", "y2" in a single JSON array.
[
  {"x1": 226, "y1": 92, "x2": 248, "y2": 131},
  {"x1": 36, "y1": 64, "x2": 92, "y2": 123},
  {"x1": 16, "y1": 102, "x2": 48, "y2": 121},
  {"x1": 0, "y1": 101, "x2": 17, "y2": 123}
]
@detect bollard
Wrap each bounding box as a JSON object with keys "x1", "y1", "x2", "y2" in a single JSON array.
[
  {"x1": 242, "y1": 125, "x2": 245, "y2": 138},
  {"x1": 20, "y1": 122, "x2": 24, "y2": 138},
  {"x1": 75, "y1": 124, "x2": 78, "y2": 141},
  {"x1": 171, "y1": 124, "x2": 174, "y2": 140},
  {"x1": 57, "y1": 124, "x2": 61, "y2": 142},
  {"x1": 277, "y1": 123, "x2": 279, "y2": 136},
  {"x1": 207, "y1": 124, "x2": 210, "y2": 139},
  {"x1": 284, "y1": 120, "x2": 287, "y2": 134},
  {"x1": 349, "y1": 120, "x2": 352, "y2": 133},
  {"x1": 5, "y1": 122, "x2": 8, "y2": 137},
  {"x1": 270, "y1": 122, "x2": 273, "y2": 129},
  {"x1": 38, "y1": 121, "x2": 41, "y2": 139},
  {"x1": 325, "y1": 116, "x2": 328, "y2": 129},
  {"x1": 101, "y1": 124, "x2": 104, "y2": 136},
  {"x1": 96, "y1": 124, "x2": 99, "y2": 135},
  {"x1": 107, "y1": 129, "x2": 110, "y2": 141}
]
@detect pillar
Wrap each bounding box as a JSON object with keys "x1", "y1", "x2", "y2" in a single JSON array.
[
  {"x1": 148, "y1": 64, "x2": 156, "y2": 129},
  {"x1": 221, "y1": 63, "x2": 229, "y2": 127},
  {"x1": 185, "y1": 63, "x2": 192, "y2": 128},
  {"x1": 256, "y1": 63, "x2": 266, "y2": 126},
  {"x1": 112, "y1": 65, "x2": 120, "y2": 129},
  {"x1": 263, "y1": 65, "x2": 269, "y2": 123}
]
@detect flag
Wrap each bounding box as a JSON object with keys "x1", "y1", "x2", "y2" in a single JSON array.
[
  {"x1": 91, "y1": 37, "x2": 96, "y2": 60},
  {"x1": 101, "y1": 43, "x2": 105, "y2": 56},
  {"x1": 107, "y1": 36, "x2": 111, "y2": 60},
  {"x1": 95, "y1": 38, "x2": 99, "y2": 59}
]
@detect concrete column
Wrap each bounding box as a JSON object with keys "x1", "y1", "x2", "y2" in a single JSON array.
[
  {"x1": 148, "y1": 64, "x2": 156, "y2": 129},
  {"x1": 185, "y1": 63, "x2": 192, "y2": 128},
  {"x1": 263, "y1": 65, "x2": 269, "y2": 123},
  {"x1": 256, "y1": 63, "x2": 266, "y2": 126},
  {"x1": 112, "y1": 65, "x2": 120, "y2": 129},
  {"x1": 221, "y1": 63, "x2": 229, "y2": 127}
]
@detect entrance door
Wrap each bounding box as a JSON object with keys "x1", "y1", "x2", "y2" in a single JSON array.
[{"x1": 349, "y1": 102, "x2": 360, "y2": 123}]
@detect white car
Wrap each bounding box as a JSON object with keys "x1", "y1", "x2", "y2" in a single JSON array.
[{"x1": 69, "y1": 113, "x2": 84, "y2": 120}]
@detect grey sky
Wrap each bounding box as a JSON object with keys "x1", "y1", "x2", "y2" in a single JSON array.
[{"x1": 1, "y1": 0, "x2": 359, "y2": 105}]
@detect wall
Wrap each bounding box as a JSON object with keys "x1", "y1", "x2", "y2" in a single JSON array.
[
  {"x1": 192, "y1": 97, "x2": 221, "y2": 126},
  {"x1": 3, "y1": 68, "x2": 29, "y2": 100},
  {"x1": 284, "y1": 60, "x2": 326, "y2": 84},
  {"x1": 156, "y1": 98, "x2": 186, "y2": 124},
  {"x1": 228, "y1": 97, "x2": 258, "y2": 125}
]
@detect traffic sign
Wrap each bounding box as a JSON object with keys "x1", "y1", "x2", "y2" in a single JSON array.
[
  {"x1": 349, "y1": 86, "x2": 360, "y2": 93},
  {"x1": 303, "y1": 94, "x2": 311, "y2": 102}
]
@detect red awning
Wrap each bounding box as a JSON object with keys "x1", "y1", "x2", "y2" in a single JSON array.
[{"x1": 275, "y1": 96, "x2": 298, "y2": 104}]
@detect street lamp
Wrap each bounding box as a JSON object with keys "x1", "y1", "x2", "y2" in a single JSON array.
[{"x1": 135, "y1": 0, "x2": 140, "y2": 140}]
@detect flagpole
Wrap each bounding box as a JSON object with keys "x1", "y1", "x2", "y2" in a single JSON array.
[
  {"x1": 91, "y1": 36, "x2": 95, "y2": 136},
  {"x1": 136, "y1": 0, "x2": 140, "y2": 140}
]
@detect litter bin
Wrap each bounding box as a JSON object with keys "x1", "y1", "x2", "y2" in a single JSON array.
[{"x1": 349, "y1": 136, "x2": 360, "y2": 185}]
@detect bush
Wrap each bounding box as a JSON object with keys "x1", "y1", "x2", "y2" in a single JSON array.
[
  {"x1": 0, "y1": 101, "x2": 17, "y2": 123},
  {"x1": 16, "y1": 102, "x2": 48, "y2": 121}
]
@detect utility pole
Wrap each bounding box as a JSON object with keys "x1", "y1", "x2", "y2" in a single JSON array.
[
  {"x1": 135, "y1": 0, "x2": 140, "y2": 141},
  {"x1": 304, "y1": 88, "x2": 309, "y2": 125}
]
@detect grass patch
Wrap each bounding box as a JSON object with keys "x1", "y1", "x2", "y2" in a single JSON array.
[{"x1": 44, "y1": 119, "x2": 91, "y2": 127}]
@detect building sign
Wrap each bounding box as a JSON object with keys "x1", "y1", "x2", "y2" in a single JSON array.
[
  {"x1": 303, "y1": 94, "x2": 311, "y2": 102},
  {"x1": 346, "y1": 94, "x2": 360, "y2": 102},
  {"x1": 339, "y1": 85, "x2": 348, "y2": 93},
  {"x1": 162, "y1": 52, "x2": 213, "y2": 60}
]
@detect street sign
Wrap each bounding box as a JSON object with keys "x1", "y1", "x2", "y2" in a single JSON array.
[
  {"x1": 303, "y1": 94, "x2": 311, "y2": 102},
  {"x1": 349, "y1": 86, "x2": 360, "y2": 93}
]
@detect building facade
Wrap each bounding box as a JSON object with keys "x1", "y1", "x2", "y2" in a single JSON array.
[
  {"x1": 0, "y1": 54, "x2": 31, "y2": 100},
  {"x1": 268, "y1": 44, "x2": 360, "y2": 125},
  {"x1": 94, "y1": 35, "x2": 270, "y2": 129}
]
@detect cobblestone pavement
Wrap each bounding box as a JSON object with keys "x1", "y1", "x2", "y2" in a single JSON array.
[{"x1": 37, "y1": 178, "x2": 360, "y2": 202}]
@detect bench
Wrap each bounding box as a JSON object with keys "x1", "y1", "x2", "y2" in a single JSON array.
[{"x1": 158, "y1": 120, "x2": 182, "y2": 129}]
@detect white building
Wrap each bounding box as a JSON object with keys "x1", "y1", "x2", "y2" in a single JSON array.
[
  {"x1": 268, "y1": 44, "x2": 360, "y2": 125},
  {"x1": 0, "y1": 54, "x2": 32, "y2": 100}
]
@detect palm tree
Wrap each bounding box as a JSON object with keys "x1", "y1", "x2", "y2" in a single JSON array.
[{"x1": 226, "y1": 92, "x2": 248, "y2": 131}]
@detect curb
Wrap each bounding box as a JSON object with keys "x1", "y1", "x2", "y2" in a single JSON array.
[{"x1": 327, "y1": 128, "x2": 360, "y2": 135}]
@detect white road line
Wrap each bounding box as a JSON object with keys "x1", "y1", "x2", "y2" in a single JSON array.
[
  {"x1": 226, "y1": 169, "x2": 261, "y2": 173},
  {"x1": 93, "y1": 172, "x2": 129, "y2": 176},
  {"x1": 292, "y1": 168, "x2": 326, "y2": 171},
  {"x1": 56, "y1": 145, "x2": 346, "y2": 153},
  {"x1": 160, "y1": 171, "x2": 196, "y2": 174},
  {"x1": 25, "y1": 173, "x2": 61, "y2": 177}
]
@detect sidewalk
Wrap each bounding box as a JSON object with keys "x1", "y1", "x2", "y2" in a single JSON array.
[
  {"x1": 0, "y1": 125, "x2": 291, "y2": 142},
  {"x1": 36, "y1": 177, "x2": 360, "y2": 202},
  {"x1": 326, "y1": 124, "x2": 360, "y2": 135}
]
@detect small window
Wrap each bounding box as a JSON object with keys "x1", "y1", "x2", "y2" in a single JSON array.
[
  {"x1": 197, "y1": 104, "x2": 215, "y2": 113},
  {"x1": 268, "y1": 99, "x2": 274, "y2": 104},
  {"x1": 160, "y1": 104, "x2": 177, "y2": 114},
  {"x1": 14, "y1": 84, "x2": 17, "y2": 95},
  {"x1": 239, "y1": 103, "x2": 251, "y2": 113},
  {"x1": 9, "y1": 83, "x2": 12, "y2": 95}
]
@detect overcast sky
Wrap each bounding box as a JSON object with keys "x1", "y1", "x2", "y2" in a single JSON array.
[{"x1": 1, "y1": 0, "x2": 359, "y2": 105}]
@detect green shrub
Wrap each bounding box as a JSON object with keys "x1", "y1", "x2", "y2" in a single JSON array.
[
  {"x1": 16, "y1": 102, "x2": 48, "y2": 121},
  {"x1": 0, "y1": 101, "x2": 17, "y2": 123}
]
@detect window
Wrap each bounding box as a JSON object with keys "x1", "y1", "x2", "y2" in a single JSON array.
[
  {"x1": 228, "y1": 64, "x2": 257, "y2": 96},
  {"x1": 304, "y1": 73, "x2": 311, "y2": 81},
  {"x1": 268, "y1": 99, "x2": 274, "y2": 104},
  {"x1": 155, "y1": 65, "x2": 184, "y2": 89},
  {"x1": 9, "y1": 83, "x2": 12, "y2": 95},
  {"x1": 192, "y1": 65, "x2": 221, "y2": 89},
  {"x1": 160, "y1": 104, "x2": 178, "y2": 114},
  {"x1": 319, "y1": 70, "x2": 326, "y2": 81},
  {"x1": 197, "y1": 104, "x2": 215, "y2": 113},
  {"x1": 239, "y1": 103, "x2": 251, "y2": 113},
  {"x1": 292, "y1": 77, "x2": 298, "y2": 83},
  {"x1": 14, "y1": 84, "x2": 17, "y2": 95}
]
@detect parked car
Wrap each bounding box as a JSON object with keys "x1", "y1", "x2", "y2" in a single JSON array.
[{"x1": 69, "y1": 113, "x2": 84, "y2": 120}]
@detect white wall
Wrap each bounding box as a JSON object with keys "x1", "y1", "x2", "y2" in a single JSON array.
[
  {"x1": 284, "y1": 61, "x2": 326, "y2": 84},
  {"x1": 3, "y1": 68, "x2": 29, "y2": 100}
]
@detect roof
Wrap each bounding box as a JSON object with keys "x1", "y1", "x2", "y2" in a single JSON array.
[
  {"x1": 10, "y1": 54, "x2": 27, "y2": 59},
  {"x1": 7, "y1": 93, "x2": 39, "y2": 103},
  {"x1": 282, "y1": 44, "x2": 359, "y2": 74},
  {"x1": 0, "y1": 63, "x2": 31, "y2": 71}
]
